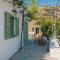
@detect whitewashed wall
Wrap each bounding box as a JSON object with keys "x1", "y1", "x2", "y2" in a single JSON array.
[{"x1": 0, "y1": 0, "x2": 23, "y2": 60}]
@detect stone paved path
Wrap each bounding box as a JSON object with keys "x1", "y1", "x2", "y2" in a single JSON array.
[
  {"x1": 50, "y1": 47, "x2": 60, "y2": 60},
  {"x1": 9, "y1": 41, "x2": 49, "y2": 60}
]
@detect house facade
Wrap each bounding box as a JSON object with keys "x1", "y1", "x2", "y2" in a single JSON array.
[
  {"x1": 0, "y1": 0, "x2": 24, "y2": 60},
  {"x1": 28, "y1": 20, "x2": 41, "y2": 39}
]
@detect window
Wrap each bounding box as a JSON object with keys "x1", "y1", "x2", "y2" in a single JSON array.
[
  {"x1": 36, "y1": 27, "x2": 39, "y2": 34},
  {"x1": 5, "y1": 12, "x2": 19, "y2": 39},
  {"x1": 32, "y1": 27, "x2": 34, "y2": 32}
]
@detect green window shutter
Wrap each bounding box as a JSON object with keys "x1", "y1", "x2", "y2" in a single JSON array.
[
  {"x1": 15, "y1": 17, "x2": 19, "y2": 36},
  {"x1": 10, "y1": 14, "x2": 14, "y2": 37},
  {"x1": 5, "y1": 12, "x2": 11, "y2": 39},
  {"x1": 5, "y1": 12, "x2": 7, "y2": 39},
  {"x1": 5, "y1": 12, "x2": 15, "y2": 39}
]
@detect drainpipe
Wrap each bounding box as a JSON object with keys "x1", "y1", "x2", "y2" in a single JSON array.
[{"x1": 19, "y1": 7, "x2": 24, "y2": 50}]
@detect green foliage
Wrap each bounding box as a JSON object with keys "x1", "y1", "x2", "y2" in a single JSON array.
[
  {"x1": 27, "y1": 0, "x2": 38, "y2": 19},
  {"x1": 41, "y1": 16, "x2": 60, "y2": 37},
  {"x1": 40, "y1": 16, "x2": 52, "y2": 37},
  {"x1": 56, "y1": 18, "x2": 60, "y2": 35},
  {"x1": 41, "y1": 22, "x2": 52, "y2": 37},
  {"x1": 30, "y1": 0, "x2": 36, "y2": 4}
]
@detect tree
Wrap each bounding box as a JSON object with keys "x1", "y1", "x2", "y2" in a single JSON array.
[
  {"x1": 56, "y1": 18, "x2": 60, "y2": 36},
  {"x1": 41, "y1": 21, "x2": 52, "y2": 37},
  {"x1": 27, "y1": 0, "x2": 38, "y2": 19},
  {"x1": 40, "y1": 16, "x2": 52, "y2": 37}
]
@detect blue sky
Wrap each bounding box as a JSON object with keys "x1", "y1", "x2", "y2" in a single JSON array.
[
  {"x1": 23, "y1": 0, "x2": 60, "y2": 6},
  {"x1": 36, "y1": 0, "x2": 60, "y2": 6}
]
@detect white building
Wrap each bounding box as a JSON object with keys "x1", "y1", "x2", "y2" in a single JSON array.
[{"x1": 0, "y1": 0, "x2": 24, "y2": 60}]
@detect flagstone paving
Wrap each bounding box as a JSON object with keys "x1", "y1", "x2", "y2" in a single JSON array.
[
  {"x1": 50, "y1": 48, "x2": 60, "y2": 60},
  {"x1": 9, "y1": 41, "x2": 49, "y2": 60}
]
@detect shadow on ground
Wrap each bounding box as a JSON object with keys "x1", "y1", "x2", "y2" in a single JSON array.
[{"x1": 9, "y1": 40, "x2": 49, "y2": 60}]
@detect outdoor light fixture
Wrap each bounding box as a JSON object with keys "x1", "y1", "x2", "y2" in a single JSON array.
[
  {"x1": 12, "y1": 9, "x2": 17, "y2": 15},
  {"x1": 19, "y1": 9, "x2": 23, "y2": 14}
]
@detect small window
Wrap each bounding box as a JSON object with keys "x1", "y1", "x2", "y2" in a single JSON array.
[
  {"x1": 36, "y1": 27, "x2": 39, "y2": 34},
  {"x1": 32, "y1": 27, "x2": 34, "y2": 32}
]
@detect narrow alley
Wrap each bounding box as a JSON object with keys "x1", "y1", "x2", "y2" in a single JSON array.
[
  {"x1": 9, "y1": 40, "x2": 49, "y2": 60},
  {"x1": 0, "y1": 0, "x2": 60, "y2": 60}
]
